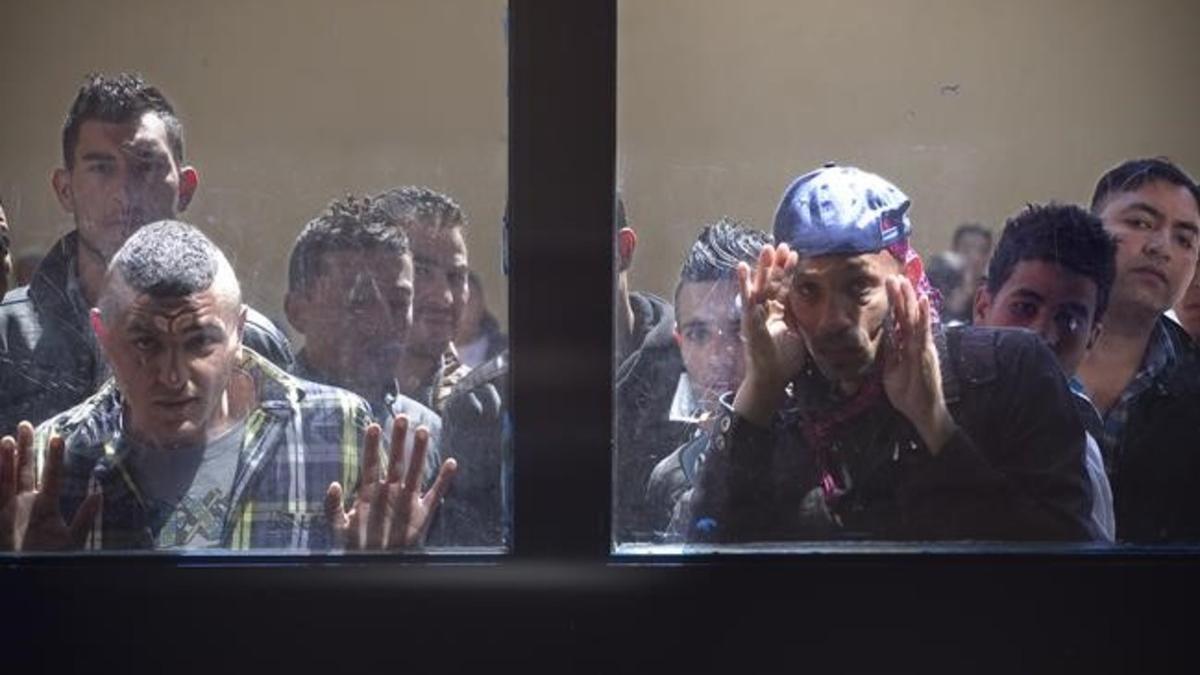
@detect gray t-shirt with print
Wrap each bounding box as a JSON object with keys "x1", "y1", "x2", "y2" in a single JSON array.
[{"x1": 125, "y1": 418, "x2": 247, "y2": 549}]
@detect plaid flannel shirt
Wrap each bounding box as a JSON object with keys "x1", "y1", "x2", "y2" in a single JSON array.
[
  {"x1": 33, "y1": 348, "x2": 376, "y2": 551},
  {"x1": 1094, "y1": 319, "x2": 1177, "y2": 474}
]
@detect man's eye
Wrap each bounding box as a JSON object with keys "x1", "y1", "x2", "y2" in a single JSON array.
[
  {"x1": 1008, "y1": 302, "x2": 1037, "y2": 320},
  {"x1": 1055, "y1": 312, "x2": 1083, "y2": 335},
  {"x1": 1175, "y1": 233, "x2": 1197, "y2": 250},
  {"x1": 88, "y1": 163, "x2": 115, "y2": 176},
  {"x1": 684, "y1": 327, "x2": 711, "y2": 344},
  {"x1": 186, "y1": 335, "x2": 222, "y2": 353},
  {"x1": 1126, "y1": 217, "x2": 1152, "y2": 230},
  {"x1": 133, "y1": 337, "x2": 159, "y2": 352}
]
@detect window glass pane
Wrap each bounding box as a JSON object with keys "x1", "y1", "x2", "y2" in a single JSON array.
[
  {"x1": 614, "y1": 0, "x2": 1200, "y2": 551},
  {"x1": 0, "y1": 0, "x2": 510, "y2": 554}
]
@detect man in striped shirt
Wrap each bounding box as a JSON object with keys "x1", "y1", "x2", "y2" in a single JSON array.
[{"x1": 0, "y1": 221, "x2": 456, "y2": 551}]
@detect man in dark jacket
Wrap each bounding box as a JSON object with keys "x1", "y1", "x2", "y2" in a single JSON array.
[
  {"x1": 1076, "y1": 158, "x2": 1200, "y2": 542},
  {"x1": 611, "y1": 195, "x2": 679, "y2": 543},
  {"x1": 642, "y1": 218, "x2": 771, "y2": 540},
  {"x1": 674, "y1": 164, "x2": 1092, "y2": 543},
  {"x1": 0, "y1": 73, "x2": 292, "y2": 437}
]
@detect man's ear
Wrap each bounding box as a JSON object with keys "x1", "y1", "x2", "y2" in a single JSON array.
[
  {"x1": 617, "y1": 227, "x2": 637, "y2": 272},
  {"x1": 176, "y1": 166, "x2": 199, "y2": 212},
  {"x1": 90, "y1": 308, "x2": 108, "y2": 353},
  {"x1": 972, "y1": 285, "x2": 992, "y2": 325},
  {"x1": 237, "y1": 304, "x2": 247, "y2": 342},
  {"x1": 283, "y1": 291, "x2": 307, "y2": 335},
  {"x1": 52, "y1": 168, "x2": 75, "y2": 213},
  {"x1": 673, "y1": 324, "x2": 682, "y2": 348}
]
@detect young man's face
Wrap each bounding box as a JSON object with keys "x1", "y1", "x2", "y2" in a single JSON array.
[
  {"x1": 1097, "y1": 180, "x2": 1200, "y2": 317},
  {"x1": 95, "y1": 281, "x2": 245, "y2": 449},
  {"x1": 1173, "y1": 260, "x2": 1200, "y2": 343},
  {"x1": 674, "y1": 279, "x2": 745, "y2": 406},
  {"x1": 974, "y1": 259, "x2": 1100, "y2": 376},
  {"x1": 787, "y1": 250, "x2": 900, "y2": 385},
  {"x1": 288, "y1": 248, "x2": 414, "y2": 393},
  {"x1": 53, "y1": 112, "x2": 197, "y2": 262},
  {"x1": 407, "y1": 224, "x2": 469, "y2": 359}
]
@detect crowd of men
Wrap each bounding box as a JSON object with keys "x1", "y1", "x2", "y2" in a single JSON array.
[
  {"x1": 0, "y1": 73, "x2": 509, "y2": 551},
  {"x1": 616, "y1": 159, "x2": 1200, "y2": 546},
  {"x1": 2, "y1": 72, "x2": 1199, "y2": 551}
]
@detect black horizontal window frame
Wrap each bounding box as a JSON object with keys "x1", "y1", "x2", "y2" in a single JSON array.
[{"x1": 5, "y1": 0, "x2": 1200, "y2": 666}]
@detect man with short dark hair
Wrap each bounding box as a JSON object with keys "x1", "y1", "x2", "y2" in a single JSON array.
[
  {"x1": 642, "y1": 218, "x2": 771, "y2": 539},
  {"x1": 0, "y1": 73, "x2": 292, "y2": 437},
  {"x1": 973, "y1": 203, "x2": 1118, "y2": 541},
  {"x1": 285, "y1": 194, "x2": 443, "y2": 488},
  {"x1": 372, "y1": 186, "x2": 472, "y2": 412},
  {"x1": 1076, "y1": 158, "x2": 1200, "y2": 542},
  {"x1": 674, "y1": 164, "x2": 1091, "y2": 543},
  {"x1": 0, "y1": 221, "x2": 454, "y2": 551},
  {"x1": 612, "y1": 195, "x2": 679, "y2": 543}
]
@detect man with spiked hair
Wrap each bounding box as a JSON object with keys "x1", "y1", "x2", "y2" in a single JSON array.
[{"x1": 638, "y1": 218, "x2": 772, "y2": 540}]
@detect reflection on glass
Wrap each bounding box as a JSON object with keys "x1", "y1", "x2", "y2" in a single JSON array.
[
  {"x1": 0, "y1": 1, "x2": 509, "y2": 553},
  {"x1": 614, "y1": 0, "x2": 1200, "y2": 551}
]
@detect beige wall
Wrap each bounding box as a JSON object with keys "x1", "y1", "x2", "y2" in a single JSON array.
[
  {"x1": 0, "y1": 0, "x2": 508, "y2": 333},
  {"x1": 619, "y1": 0, "x2": 1200, "y2": 298}
]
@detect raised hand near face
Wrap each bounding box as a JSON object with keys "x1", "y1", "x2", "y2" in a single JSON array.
[
  {"x1": 732, "y1": 243, "x2": 807, "y2": 426},
  {"x1": 0, "y1": 422, "x2": 101, "y2": 551},
  {"x1": 325, "y1": 414, "x2": 458, "y2": 550},
  {"x1": 882, "y1": 276, "x2": 957, "y2": 455}
]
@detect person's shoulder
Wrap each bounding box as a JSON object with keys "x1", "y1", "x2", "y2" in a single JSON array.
[
  {"x1": 1157, "y1": 316, "x2": 1200, "y2": 396},
  {"x1": 0, "y1": 285, "x2": 38, "y2": 331},
  {"x1": 35, "y1": 380, "x2": 121, "y2": 453},
  {"x1": 241, "y1": 306, "x2": 295, "y2": 371},
  {"x1": 629, "y1": 290, "x2": 675, "y2": 336},
  {"x1": 947, "y1": 324, "x2": 1056, "y2": 363},
  {"x1": 389, "y1": 392, "x2": 442, "y2": 432},
  {"x1": 942, "y1": 324, "x2": 1063, "y2": 391},
  {"x1": 617, "y1": 308, "x2": 682, "y2": 387},
  {"x1": 245, "y1": 348, "x2": 373, "y2": 423}
]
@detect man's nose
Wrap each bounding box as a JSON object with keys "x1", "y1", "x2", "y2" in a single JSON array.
[
  {"x1": 425, "y1": 275, "x2": 453, "y2": 308},
  {"x1": 157, "y1": 347, "x2": 188, "y2": 389},
  {"x1": 1143, "y1": 226, "x2": 1171, "y2": 260},
  {"x1": 1030, "y1": 312, "x2": 1061, "y2": 350},
  {"x1": 819, "y1": 296, "x2": 855, "y2": 334}
]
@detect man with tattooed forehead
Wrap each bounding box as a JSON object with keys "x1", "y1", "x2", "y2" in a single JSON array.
[{"x1": 673, "y1": 164, "x2": 1092, "y2": 542}]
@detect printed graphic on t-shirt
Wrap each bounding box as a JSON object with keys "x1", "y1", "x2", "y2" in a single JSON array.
[{"x1": 155, "y1": 487, "x2": 230, "y2": 548}]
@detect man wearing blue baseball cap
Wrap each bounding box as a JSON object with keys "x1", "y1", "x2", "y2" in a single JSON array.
[{"x1": 672, "y1": 164, "x2": 1094, "y2": 542}]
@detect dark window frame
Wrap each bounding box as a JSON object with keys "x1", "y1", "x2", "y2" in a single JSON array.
[{"x1": 5, "y1": 1, "x2": 1199, "y2": 665}]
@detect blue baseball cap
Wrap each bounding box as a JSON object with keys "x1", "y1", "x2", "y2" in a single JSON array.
[{"x1": 773, "y1": 163, "x2": 912, "y2": 256}]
